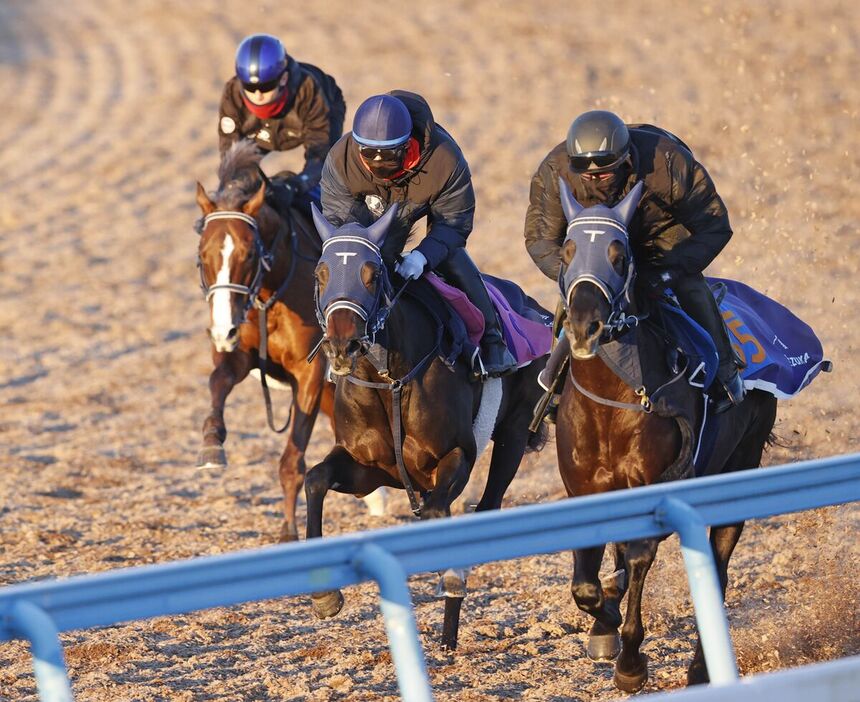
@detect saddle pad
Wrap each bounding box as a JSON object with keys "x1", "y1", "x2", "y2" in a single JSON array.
[
  {"x1": 710, "y1": 277, "x2": 831, "y2": 398},
  {"x1": 424, "y1": 273, "x2": 553, "y2": 365}
]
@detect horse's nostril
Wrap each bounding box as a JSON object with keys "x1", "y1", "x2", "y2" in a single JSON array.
[
  {"x1": 226, "y1": 327, "x2": 238, "y2": 341},
  {"x1": 587, "y1": 321, "x2": 602, "y2": 337},
  {"x1": 346, "y1": 339, "x2": 362, "y2": 356}
]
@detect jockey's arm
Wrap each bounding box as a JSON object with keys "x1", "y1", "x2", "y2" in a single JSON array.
[
  {"x1": 297, "y1": 79, "x2": 333, "y2": 189},
  {"x1": 662, "y1": 157, "x2": 733, "y2": 275},
  {"x1": 217, "y1": 80, "x2": 242, "y2": 156},
  {"x1": 414, "y1": 160, "x2": 475, "y2": 271},
  {"x1": 524, "y1": 158, "x2": 566, "y2": 281},
  {"x1": 320, "y1": 157, "x2": 368, "y2": 227}
]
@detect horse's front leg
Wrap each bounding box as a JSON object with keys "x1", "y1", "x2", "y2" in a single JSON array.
[
  {"x1": 572, "y1": 545, "x2": 625, "y2": 661},
  {"x1": 276, "y1": 360, "x2": 325, "y2": 543},
  {"x1": 196, "y1": 349, "x2": 253, "y2": 468},
  {"x1": 614, "y1": 538, "x2": 659, "y2": 693},
  {"x1": 420, "y1": 448, "x2": 472, "y2": 651},
  {"x1": 305, "y1": 446, "x2": 394, "y2": 619},
  {"x1": 687, "y1": 522, "x2": 744, "y2": 686}
]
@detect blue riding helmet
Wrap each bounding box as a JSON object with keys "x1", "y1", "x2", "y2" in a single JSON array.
[
  {"x1": 235, "y1": 34, "x2": 288, "y2": 90},
  {"x1": 352, "y1": 94, "x2": 413, "y2": 148}
]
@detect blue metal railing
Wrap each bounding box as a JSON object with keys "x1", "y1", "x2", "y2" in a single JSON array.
[{"x1": 2, "y1": 453, "x2": 859, "y2": 701}]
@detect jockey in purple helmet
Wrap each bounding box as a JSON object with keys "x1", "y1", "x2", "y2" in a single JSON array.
[
  {"x1": 218, "y1": 34, "x2": 345, "y2": 214},
  {"x1": 320, "y1": 91, "x2": 517, "y2": 378}
]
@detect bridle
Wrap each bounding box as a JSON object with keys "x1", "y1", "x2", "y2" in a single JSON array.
[
  {"x1": 559, "y1": 215, "x2": 646, "y2": 340},
  {"x1": 197, "y1": 210, "x2": 276, "y2": 325}
]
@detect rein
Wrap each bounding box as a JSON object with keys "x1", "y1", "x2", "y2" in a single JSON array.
[{"x1": 321, "y1": 272, "x2": 443, "y2": 517}]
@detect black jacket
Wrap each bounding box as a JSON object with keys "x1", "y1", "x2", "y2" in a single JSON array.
[
  {"x1": 524, "y1": 124, "x2": 733, "y2": 281},
  {"x1": 218, "y1": 58, "x2": 345, "y2": 186},
  {"x1": 320, "y1": 90, "x2": 475, "y2": 269}
]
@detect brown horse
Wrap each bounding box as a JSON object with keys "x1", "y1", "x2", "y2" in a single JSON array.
[
  {"x1": 554, "y1": 180, "x2": 777, "y2": 691},
  {"x1": 304, "y1": 205, "x2": 548, "y2": 649},
  {"x1": 194, "y1": 140, "x2": 333, "y2": 542}
]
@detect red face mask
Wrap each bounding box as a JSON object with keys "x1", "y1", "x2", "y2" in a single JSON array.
[{"x1": 241, "y1": 87, "x2": 289, "y2": 119}]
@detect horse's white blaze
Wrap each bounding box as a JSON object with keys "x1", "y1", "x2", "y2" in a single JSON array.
[{"x1": 210, "y1": 234, "x2": 236, "y2": 349}]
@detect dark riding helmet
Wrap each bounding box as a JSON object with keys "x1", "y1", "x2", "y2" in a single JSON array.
[
  {"x1": 352, "y1": 94, "x2": 413, "y2": 149},
  {"x1": 566, "y1": 110, "x2": 630, "y2": 173},
  {"x1": 235, "y1": 34, "x2": 288, "y2": 92}
]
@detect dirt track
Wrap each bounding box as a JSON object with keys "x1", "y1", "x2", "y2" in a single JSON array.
[{"x1": 1, "y1": 1, "x2": 858, "y2": 700}]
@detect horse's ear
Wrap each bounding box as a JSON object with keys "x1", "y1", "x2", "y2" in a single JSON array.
[
  {"x1": 196, "y1": 182, "x2": 216, "y2": 215},
  {"x1": 366, "y1": 203, "x2": 399, "y2": 247},
  {"x1": 242, "y1": 182, "x2": 266, "y2": 216},
  {"x1": 311, "y1": 203, "x2": 337, "y2": 241},
  {"x1": 558, "y1": 177, "x2": 583, "y2": 222},
  {"x1": 613, "y1": 181, "x2": 644, "y2": 227}
]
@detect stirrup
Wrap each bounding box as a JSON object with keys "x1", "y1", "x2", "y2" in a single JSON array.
[{"x1": 712, "y1": 372, "x2": 745, "y2": 414}]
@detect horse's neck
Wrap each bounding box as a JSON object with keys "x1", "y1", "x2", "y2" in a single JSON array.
[{"x1": 357, "y1": 297, "x2": 438, "y2": 381}]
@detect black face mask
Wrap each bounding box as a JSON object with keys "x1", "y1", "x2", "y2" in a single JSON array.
[
  {"x1": 577, "y1": 164, "x2": 630, "y2": 206},
  {"x1": 366, "y1": 159, "x2": 404, "y2": 179}
]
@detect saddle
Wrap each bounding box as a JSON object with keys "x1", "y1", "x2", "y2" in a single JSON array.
[{"x1": 407, "y1": 272, "x2": 553, "y2": 378}]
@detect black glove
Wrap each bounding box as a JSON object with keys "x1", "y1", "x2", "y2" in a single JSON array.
[{"x1": 286, "y1": 173, "x2": 312, "y2": 195}]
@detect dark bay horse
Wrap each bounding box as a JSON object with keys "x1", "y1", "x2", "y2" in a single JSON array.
[
  {"x1": 554, "y1": 180, "x2": 777, "y2": 691},
  {"x1": 304, "y1": 204, "x2": 547, "y2": 649},
  {"x1": 194, "y1": 140, "x2": 334, "y2": 542}
]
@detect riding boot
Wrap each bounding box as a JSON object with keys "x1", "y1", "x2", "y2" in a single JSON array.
[
  {"x1": 436, "y1": 248, "x2": 517, "y2": 378},
  {"x1": 673, "y1": 273, "x2": 745, "y2": 413}
]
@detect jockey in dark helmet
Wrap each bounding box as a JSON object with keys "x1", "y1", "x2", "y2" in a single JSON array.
[
  {"x1": 525, "y1": 109, "x2": 745, "y2": 416},
  {"x1": 218, "y1": 33, "x2": 346, "y2": 217},
  {"x1": 320, "y1": 91, "x2": 517, "y2": 378}
]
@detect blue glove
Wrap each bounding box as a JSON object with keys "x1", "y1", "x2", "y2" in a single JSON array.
[{"x1": 395, "y1": 250, "x2": 427, "y2": 280}]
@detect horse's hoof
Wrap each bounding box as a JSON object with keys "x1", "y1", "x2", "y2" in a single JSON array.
[
  {"x1": 195, "y1": 446, "x2": 227, "y2": 470},
  {"x1": 686, "y1": 661, "x2": 709, "y2": 686},
  {"x1": 614, "y1": 655, "x2": 648, "y2": 693},
  {"x1": 441, "y1": 596, "x2": 463, "y2": 651},
  {"x1": 311, "y1": 590, "x2": 344, "y2": 619},
  {"x1": 587, "y1": 631, "x2": 620, "y2": 661},
  {"x1": 436, "y1": 568, "x2": 468, "y2": 598},
  {"x1": 278, "y1": 524, "x2": 299, "y2": 543}
]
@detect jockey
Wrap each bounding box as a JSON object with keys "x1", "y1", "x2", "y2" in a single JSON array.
[
  {"x1": 525, "y1": 110, "x2": 745, "y2": 414},
  {"x1": 320, "y1": 91, "x2": 517, "y2": 378},
  {"x1": 218, "y1": 33, "x2": 346, "y2": 216}
]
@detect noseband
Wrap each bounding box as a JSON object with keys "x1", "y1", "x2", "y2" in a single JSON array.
[{"x1": 198, "y1": 211, "x2": 273, "y2": 321}]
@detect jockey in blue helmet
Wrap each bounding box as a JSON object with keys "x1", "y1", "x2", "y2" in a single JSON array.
[
  {"x1": 320, "y1": 91, "x2": 518, "y2": 377},
  {"x1": 218, "y1": 34, "x2": 345, "y2": 216}
]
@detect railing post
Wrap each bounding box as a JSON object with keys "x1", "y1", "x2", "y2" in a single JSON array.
[
  {"x1": 655, "y1": 497, "x2": 740, "y2": 685},
  {"x1": 353, "y1": 543, "x2": 433, "y2": 702},
  {"x1": 9, "y1": 600, "x2": 74, "y2": 702}
]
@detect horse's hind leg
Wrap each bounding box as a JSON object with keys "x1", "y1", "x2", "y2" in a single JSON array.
[
  {"x1": 687, "y1": 522, "x2": 744, "y2": 685},
  {"x1": 572, "y1": 545, "x2": 624, "y2": 661},
  {"x1": 305, "y1": 446, "x2": 395, "y2": 619},
  {"x1": 614, "y1": 538, "x2": 659, "y2": 693},
  {"x1": 197, "y1": 350, "x2": 253, "y2": 468},
  {"x1": 475, "y1": 420, "x2": 529, "y2": 513}
]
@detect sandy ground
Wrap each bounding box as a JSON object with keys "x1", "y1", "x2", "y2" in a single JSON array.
[{"x1": 1, "y1": 1, "x2": 858, "y2": 700}]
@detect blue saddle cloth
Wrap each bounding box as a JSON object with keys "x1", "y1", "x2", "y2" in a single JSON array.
[{"x1": 660, "y1": 277, "x2": 830, "y2": 399}]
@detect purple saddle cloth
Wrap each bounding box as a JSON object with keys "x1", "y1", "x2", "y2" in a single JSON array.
[{"x1": 424, "y1": 272, "x2": 552, "y2": 365}]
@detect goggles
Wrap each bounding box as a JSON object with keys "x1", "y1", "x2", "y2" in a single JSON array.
[
  {"x1": 568, "y1": 149, "x2": 628, "y2": 173},
  {"x1": 358, "y1": 143, "x2": 408, "y2": 162},
  {"x1": 242, "y1": 75, "x2": 282, "y2": 94}
]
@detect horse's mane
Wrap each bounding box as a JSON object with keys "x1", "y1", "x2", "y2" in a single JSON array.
[{"x1": 214, "y1": 140, "x2": 264, "y2": 209}]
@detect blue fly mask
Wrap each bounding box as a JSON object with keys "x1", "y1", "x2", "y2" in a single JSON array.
[
  {"x1": 559, "y1": 178, "x2": 644, "y2": 324},
  {"x1": 311, "y1": 204, "x2": 399, "y2": 336}
]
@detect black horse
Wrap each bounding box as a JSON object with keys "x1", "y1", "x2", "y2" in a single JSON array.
[
  {"x1": 305, "y1": 204, "x2": 547, "y2": 649},
  {"x1": 553, "y1": 180, "x2": 777, "y2": 690}
]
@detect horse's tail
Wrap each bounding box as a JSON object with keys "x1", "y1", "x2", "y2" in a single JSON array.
[{"x1": 525, "y1": 422, "x2": 549, "y2": 453}]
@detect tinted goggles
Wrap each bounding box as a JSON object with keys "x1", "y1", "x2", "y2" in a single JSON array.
[
  {"x1": 568, "y1": 150, "x2": 627, "y2": 173},
  {"x1": 242, "y1": 76, "x2": 282, "y2": 94},
  {"x1": 358, "y1": 144, "x2": 408, "y2": 162}
]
